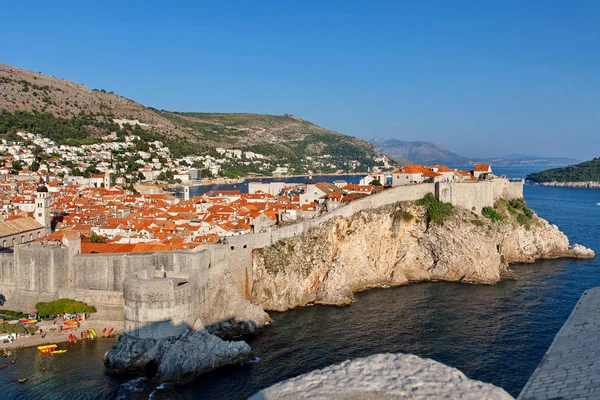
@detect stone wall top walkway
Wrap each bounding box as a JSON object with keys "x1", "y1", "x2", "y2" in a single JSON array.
[
  {"x1": 518, "y1": 287, "x2": 600, "y2": 400},
  {"x1": 251, "y1": 353, "x2": 513, "y2": 400}
]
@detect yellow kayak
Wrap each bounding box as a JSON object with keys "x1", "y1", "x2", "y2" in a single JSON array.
[
  {"x1": 90, "y1": 328, "x2": 97, "y2": 337},
  {"x1": 37, "y1": 345, "x2": 57, "y2": 354},
  {"x1": 50, "y1": 350, "x2": 67, "y2": 354}
]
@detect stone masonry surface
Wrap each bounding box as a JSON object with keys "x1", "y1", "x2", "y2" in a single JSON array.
[
  {"x1": 518, "y1": 287, "x2": 600, "y2": 400},
  {"x1": 250, "y1": 353, "x2": 514, "y2": 400}
]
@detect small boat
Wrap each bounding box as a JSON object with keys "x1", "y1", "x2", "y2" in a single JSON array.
[
  {"x1": 106, "y1": 328, "x2": 114, "y2": 337},
  {"x1": 18, "y1": 378, "x2": 27, "y2": 383},
  {"x1": 19, "y1": 319, "x2": 38, "y2": 324},
  {"x1": 90, "y1": 328, "x2": 97, "y2": 338},
  {"x1": 101, "y1": 328, "x2": 107, "y2": 337},
  {"x1": 37, "y1": 345, "x2": 57, "y2": 354},
  {"x1": 50, "y1": 350, "x2": 67, "y2": 355},
  {"x1": 0, "y1": 363, "x2": 8, "y2": 369},
  {"x1": 63, "y1": 319, "x2": 79, "y2": 325}
]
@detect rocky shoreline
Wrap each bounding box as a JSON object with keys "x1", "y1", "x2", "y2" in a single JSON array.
[
  {"x1": 532, "y1": 181, "x2": 600, "y2": 188},
  {"x1": 251, "y1": 200, "x2": 594, "y2": 311},
  {"x1": 105, "y1": 198, "x2": 595, "y2": 388}
]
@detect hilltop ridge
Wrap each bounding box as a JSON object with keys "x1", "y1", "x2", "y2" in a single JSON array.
[{"x1": 0, "y1": 63, "x2": 386, "y2": 173}]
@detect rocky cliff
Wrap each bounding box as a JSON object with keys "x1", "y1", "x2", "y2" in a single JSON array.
[{"x1": 251, "y1": 200, "x2": 594, "y2": 311}]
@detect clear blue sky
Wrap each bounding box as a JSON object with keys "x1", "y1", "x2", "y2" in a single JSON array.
[{"x1": 2, "y1": 1, "x2": 599, "y2": 159}]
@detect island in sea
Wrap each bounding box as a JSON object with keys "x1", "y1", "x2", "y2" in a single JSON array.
[{"x1": 527, "y1": 157, "x2": 600, "y2": 188}]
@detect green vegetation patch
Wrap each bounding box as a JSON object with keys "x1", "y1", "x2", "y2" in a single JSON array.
[
  {"x1": 35, "y1": 299, "x2": 96, "y2": 318},
  {"x1": 482, "y1": 206, "x2": 504, "y2": 223},
  {"x1": 471, "y1": 219, "x2": 484, "y2": 227},
  {"x1": 0, "y1": 322, "x2": 37, "y2": 335},
  {"x1": 417, "y1": 193, "x2": 453, "y2": 225},
  {"x1": 0, "y1": 310, "x2": 28, "y2": 320}
]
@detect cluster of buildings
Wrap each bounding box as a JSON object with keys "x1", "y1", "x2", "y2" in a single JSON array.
[
  {"x1": 0, "y1": 175, "x2": 390, "y2": 254},
  {"x1": 0, "y1": 131, "x2": 390, "y2": 188},
  {"x1": 391, "y1": 164, "x2": 493, "y2": 186},
  {"x1": 0, "y1": 128, "x2": 497, "y2": 255}
]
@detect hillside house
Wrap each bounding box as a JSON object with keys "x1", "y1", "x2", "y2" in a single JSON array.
[
  {"x1": 392, "y1": 165, "x2": 429, "y2": 186},
  {"x1": 473, "y1": 164, "x2": 492, "y2": 179}
]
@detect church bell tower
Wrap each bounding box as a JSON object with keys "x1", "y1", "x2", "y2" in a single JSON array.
[{"x1": 35, "y1": 185, "x2": 52, "y2": 230}]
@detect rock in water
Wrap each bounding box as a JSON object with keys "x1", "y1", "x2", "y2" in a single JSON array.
[
  {"x1": 104, "y1": 330, "x2": 252, "y2": 383},
  {"x1": 250, "y1": 353, "x2": 514, "y2": 400}
]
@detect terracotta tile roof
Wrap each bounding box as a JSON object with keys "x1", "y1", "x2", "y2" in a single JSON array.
[{"x1": 0, "y1": 216, "x2": 43, "y2": 237}]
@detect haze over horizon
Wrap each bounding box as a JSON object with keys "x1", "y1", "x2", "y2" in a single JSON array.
[{"x1": 1, "y1": 1, "x2": 598, "y2": 160}]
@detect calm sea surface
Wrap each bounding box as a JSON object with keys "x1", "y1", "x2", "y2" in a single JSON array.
[{"x1": 2, "y1": 166, "x2": 599, "y2": 399}]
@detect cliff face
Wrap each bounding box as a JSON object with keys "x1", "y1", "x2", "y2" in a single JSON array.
[{"x1": 251, "y1": 201, "x2": 594, "y2": 311}]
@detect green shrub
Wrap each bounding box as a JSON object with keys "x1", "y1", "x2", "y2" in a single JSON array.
[
  {"x1": 509, "y1": 198, "x2": 528, "y2": 211},
  {"x1": 471, "y1": 219, "x2": 484, "y2": 227},
  {"x1": 393, "y1": 208, "x2": 414, "y2": 224},
  {"x1": 517, "y1": 213, "x2": 530, "y2": 226},
  {"x1": 482, "y1": 206, "x2": 504, "y2": 223},
  {"x1": 417, "y1": 193, "x2": 454, "y2": 225},
  {"x1": 35, "y1": 299, "x2": 96, "y2": 318}
]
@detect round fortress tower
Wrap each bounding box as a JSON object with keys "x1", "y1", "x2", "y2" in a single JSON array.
[{"x1": 123, "y1": 266, "x2": 198, "y2": 339}]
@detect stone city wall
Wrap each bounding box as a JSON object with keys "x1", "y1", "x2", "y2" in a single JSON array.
[
  {"x1": 71, "y1": 247, "x2": 216, "y2": 292},
  {"x1": 123, "y1": 266, "x2": 199, "y2": 339},
  {"x1": 15, "y1": 243, "x2": 69, "y2": 294},
  {"x1": 0, "y1": 179, "x2": 524, "y2": 322},
  {"x1": 0, "y1": 253, "x2": 15, "y2": 286}
]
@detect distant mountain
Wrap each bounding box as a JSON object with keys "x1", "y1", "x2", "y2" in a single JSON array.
[
  {"x1": 526, "y1": 158, "x2": 600, "y2": 183},
  {"x1": 371, "y1": 138, "x2": 580, "y2": 167},
  {"x1": 370, "y1": 138, "x2": 470, "y2": 165},
  {"x1": 472, "y1": 154, "x2": 580, "y2": 166}
]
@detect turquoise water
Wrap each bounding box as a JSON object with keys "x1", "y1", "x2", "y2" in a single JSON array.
[{"x1": 2, "y1": 166, "x2": 599, "y2": 399}]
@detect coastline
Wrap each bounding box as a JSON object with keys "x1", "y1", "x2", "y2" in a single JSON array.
[
  {"x1": 164, "y1": 172, "x2": 369, "y2": 190},
  {"x1": 530, "y1": 181, "x2": 600, "y2": 188},
  {"x1": 0, "y1": 319, "x2": 122, "y2": 351}
]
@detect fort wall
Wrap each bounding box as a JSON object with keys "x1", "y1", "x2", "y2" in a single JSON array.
[
  {"x1": 0, "y1": 178, "x2": 525, "y2": 333},
  {"x1": 123, "y1": 266, "x2": 198, "y2": 339},
  {"x1": 0, "y1": 253, "x2": 15, "y2": 286}
]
